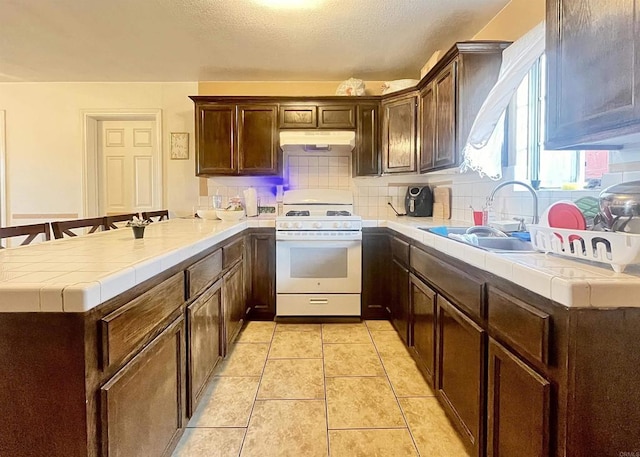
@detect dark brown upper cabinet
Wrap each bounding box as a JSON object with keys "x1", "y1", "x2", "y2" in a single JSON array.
[
  {"x1": 419, "y1": 42, "x2": 508, "y2": 173},
  {"x1": 195, "y1": 104, "x2": 236, "y2": 175},
  {"x1": 354, "y1": 103, "x2": 380, "y2": 176},
  {"x1": 546, "y1": 0, "x2": 640, "y2": 149},
  {"x1": 382, "y1": 93, "x2": 418, "y2": 174},
  {"x1": 317, "y1": 105, "x2": 356, "y2": 129},
  {"x1": 279, "y1": 103, "x2": 356, "y2": 129},
  {"x1": 279, "y1": 104, "x2": 317, "y2": 128},
  {"x1": 192, "y1": 99, "x2": 279, "y2": 176},
  {"x1": 237, "y1": 105, "x2": 279, "y2": 175}
]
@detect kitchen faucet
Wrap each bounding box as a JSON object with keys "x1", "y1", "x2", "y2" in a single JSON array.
[{"x1": 488, "y1": 180, "x2": 539, "y2": 225}]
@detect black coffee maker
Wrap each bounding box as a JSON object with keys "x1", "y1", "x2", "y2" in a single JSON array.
[{"x1": 405, "y1": 186, "x2": 433, "y2": 217}]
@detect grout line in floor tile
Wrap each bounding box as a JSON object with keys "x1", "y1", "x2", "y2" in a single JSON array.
[
  {"x1": 326, "y1": 426, "x2": 409, "y2": 431},
  {"x1": 365, "y1": 323, "x2": 422, "y2": 456},
  {"x1": 236, "y1": 323, "x2": 275, "y2": 457},
  {"x1": 321, "y1": 323, "x2": 331, "y2": 457}
]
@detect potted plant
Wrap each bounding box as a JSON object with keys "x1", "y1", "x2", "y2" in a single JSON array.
[{"x1": 126, "y1": 216, "x2": 151, "y2": 239}]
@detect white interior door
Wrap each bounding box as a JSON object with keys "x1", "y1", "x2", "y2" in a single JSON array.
[{"x1": 98, "y1": 120, "x2": 156, "y2": 215}]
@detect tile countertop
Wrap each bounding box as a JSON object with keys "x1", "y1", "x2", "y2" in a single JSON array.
[
  {"x1": 372, "y1": 216, "x2": 640, "y2": 309},
  {"x1": 1, "y1": 216, "x2": 639, "y2": 312},
  {"x1": 0, "y1": 218, "x2": 276, "y2": 313}
]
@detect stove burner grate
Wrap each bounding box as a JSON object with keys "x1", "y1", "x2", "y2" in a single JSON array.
[
  {"x1": 326, "y1": 210, "x2": 351, "y2": 216},
  {"x1": 286, "y1": 210, "x2": 310, "y2": 216}
]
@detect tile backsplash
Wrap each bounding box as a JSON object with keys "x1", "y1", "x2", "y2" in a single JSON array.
[{"x1": 204, "y1": 153, "x2": 601, "y2": 224}]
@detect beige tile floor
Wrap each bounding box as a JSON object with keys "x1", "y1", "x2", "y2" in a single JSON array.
[{"x1": 172, "y1": 320, "x2": 470, "y2": 457}]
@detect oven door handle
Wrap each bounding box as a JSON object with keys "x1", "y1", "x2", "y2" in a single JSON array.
[{"x1": 309, "y1": 298, "x2": 329, "y2": 305}]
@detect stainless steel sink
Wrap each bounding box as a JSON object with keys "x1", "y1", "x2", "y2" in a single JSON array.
[
  {"x1": 420, "y1": 227, "x2": 536, "y2": 253},
  {"x1": 474, "y1": 237, "x2": 535, "y2": 252}
]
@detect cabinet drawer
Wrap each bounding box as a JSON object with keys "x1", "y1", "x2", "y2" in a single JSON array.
[
  {"x1": 187, "y1": 249, "x2": 222, "y2": 299},
  {"x1": 487, "y1": 287, "x2": 550, "y2": 365},
  {"x1": 411, "y1": 246, "x2": 483, "y2": 318},
  {"x1": 223, "y1": 237, "x2": 244, "y2": 269},
  {"x1": 317, "y1": 105, "x2": 356, "y2": 129},
  {"x1": 390, "y1": 236, "x2": 410, "y2": 267},
  {"x1": 100, "y1": 273, "x2": 184, "y2": 370},
  {"x1": 279, "y1": 105, "x2": 317, "y2": 128}
]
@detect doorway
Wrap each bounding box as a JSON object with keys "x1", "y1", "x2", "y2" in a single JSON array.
[{"x1": 82, "y1": 110, "x2": 162, "y2": 217}]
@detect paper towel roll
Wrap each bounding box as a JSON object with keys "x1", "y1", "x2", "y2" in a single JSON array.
[{"x1": 243, "y1": 187, "x2": 258, "y2": 217}]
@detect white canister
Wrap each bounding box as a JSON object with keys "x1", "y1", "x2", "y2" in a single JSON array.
[{"x1": 243, "y1": 187, "x2": 258, "y2": 217}]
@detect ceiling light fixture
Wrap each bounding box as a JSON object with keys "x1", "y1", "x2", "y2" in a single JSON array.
[{"x1": 254, "y1": 0, "x2": 324, "y2": 9}]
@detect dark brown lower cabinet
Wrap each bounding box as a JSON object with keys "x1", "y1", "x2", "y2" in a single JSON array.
[
  {"x1": 410, "y1": 273, "x2": 436, "y2": 386},
  {"x1": 246, "y1": 232, "x2": 276, "y2": 319},
  {"x1": 436, "y1": 295, "x2": 485, "y2": 457},
  {"x1": 487, "y1": 338, "x2": 550, "y2": 457},
  {"x1": 100, "y1": 316, "x2": 185, "y2": 457},
  {"x1": 361, "y1": 230, "x2": 390, "y2": 319},
  {"x1": 187, "y1": 279, "x2": 223, "y2": 416},
  {"x1": 223, "y1": 260, "x2": 244, "y2": 352},
  {"x1": 390, "y1": 257, "x2": 410, "y2": 345}
]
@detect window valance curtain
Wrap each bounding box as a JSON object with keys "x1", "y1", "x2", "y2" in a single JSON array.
[{"x1": 460, "y1": 22, "x2": 546, "y2": 180}]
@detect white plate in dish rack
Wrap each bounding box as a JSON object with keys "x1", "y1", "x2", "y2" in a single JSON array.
[{"x1": 528, "y1": 224, "x2": 640, "y2": 273}]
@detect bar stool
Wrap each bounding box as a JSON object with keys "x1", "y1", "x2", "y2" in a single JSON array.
[
  {"x1": 142, "y1": 210, "x2": 169, "y2": 222},
  {"x1": 0, "y1": 223, "x2": 51, "y2": 248},
  {"x1": 51, "y1": 217, "x2": 107, "y2": 239},
  {"x1": 105, "y1": 213, "x2": 139, "y2": 230}
]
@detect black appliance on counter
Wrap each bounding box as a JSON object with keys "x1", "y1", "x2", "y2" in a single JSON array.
[{"x1": 405, "y1": 186, "x2": 433, "y2": 217}]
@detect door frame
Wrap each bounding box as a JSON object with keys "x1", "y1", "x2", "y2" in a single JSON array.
[
  {"x1": 0, "y1": 110, "x2": 7, "y2": 227},
  {"x1": 82, "y1": 109, "x2": 163, "y2": 217}
]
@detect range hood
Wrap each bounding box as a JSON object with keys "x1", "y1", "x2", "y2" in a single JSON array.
[{"x1": 279, "y1": 130, "x2": 356, "y2": 152}]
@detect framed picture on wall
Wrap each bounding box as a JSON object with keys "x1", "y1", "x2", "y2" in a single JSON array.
[{"x1": 170, "y1": 132, "x2": 189, "y2": 160}]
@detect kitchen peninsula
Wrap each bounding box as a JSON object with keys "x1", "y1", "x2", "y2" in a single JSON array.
[{"x1": 1, "y1": 217, "x2": 640, "y2": 457}]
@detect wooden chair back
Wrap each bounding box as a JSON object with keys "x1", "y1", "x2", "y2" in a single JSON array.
[
  {"x1": 0, "y1": 223, "x2": 51, "y2": 248},
  {"x1": 142, "y1": 210, "x2": 169, "y2": 222},
  {"x1": 51, "y1": 217, "x2": 107, "y2": 239},
  {"x1": 105, "y1": 213, "x2": 139, "y2": 230}
]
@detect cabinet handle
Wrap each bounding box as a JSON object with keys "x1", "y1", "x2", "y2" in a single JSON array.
[{"x1": 309, "y1": 298, "x2": 329, "y2": 305}]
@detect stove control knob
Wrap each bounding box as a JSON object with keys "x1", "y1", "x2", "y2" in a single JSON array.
[
  {"x1": 294, "y1": 222, "x2": 303, "y2": 228},
  {"x1": 313, "y1": 222, "x2": 322, "y2": 228},
  {"x1": 280, "y1": 222, "x2": 290, "y2": 229},
  {"x1": 333, "y1": 222, "x2": 340, "y2": 228},
  {"x1": 343, "y1": 222, "x2": 352, "y2": 228}
]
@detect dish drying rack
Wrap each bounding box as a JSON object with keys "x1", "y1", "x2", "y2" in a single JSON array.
[{"x1": 528, "y1": 225, "x2": 640, "y2": 273}]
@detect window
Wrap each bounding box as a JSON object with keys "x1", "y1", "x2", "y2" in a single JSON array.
[{"x1": 513, "y1": 55, "x2": 609, "y2": 189}]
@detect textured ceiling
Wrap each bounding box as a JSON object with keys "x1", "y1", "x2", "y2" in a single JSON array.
[{"x1": 0, "y1": 0, "x2": 509, "y2": 82}]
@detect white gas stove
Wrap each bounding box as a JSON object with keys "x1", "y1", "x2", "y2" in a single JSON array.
[{"x1": 275, "y1": 189, "x2": 362, "y2": 317}]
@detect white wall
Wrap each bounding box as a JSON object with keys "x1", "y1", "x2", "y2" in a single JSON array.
[{"x1": 0, "y1": 82, "x2": 199, "y2": 225}]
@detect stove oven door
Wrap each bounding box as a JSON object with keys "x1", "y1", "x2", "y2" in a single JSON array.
[{"x1": 276, "y1": 239, "x2": 362, "y2": 294}]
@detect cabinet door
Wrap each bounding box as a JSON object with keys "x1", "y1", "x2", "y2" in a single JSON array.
[
  {"x1": 354, "y1": 104, "x2": 380, "y2": 176},
  {"x1": 546, "y1": 0, "x2": 640, "y2": 149},
  {"x1": 361, "y1": 231, "x2": 390, "y2": 319},
  {"x1": 100, "y1": 317, "x2": 185, "y2": 457},
  {"x1": 187, "y1": 280, "x2": 222, "y2": 416},
  {"x1": 382, "y1": 94, "x2": 418, "y2": 173},
  {"x1": 247, "y1": 232, "x2": 276, "y2": 319},
  {"x1": 434, "y1": 61, "x2": 458, "y2": 169},
  {"x1": 279, "y1": 105, "x2": 317, "y2": 128},
  {"x1": 487, "y1": 338, "x2": 550, "y2": 457},
  {"x1": 317, "y1": 104, "x2": 356, "y2": 129},
  {"x1": 436, "y1": 295, "x2": 485, "y2": 457},
  {"x1": 410, "y1": 274, "x2": 436, "y2": 386},
  {"x1": 196, "y1": 104, "x2": 236, "y2": 175},
  {"x1": 237, "y1": 105, "x2": 279, "y2": 175},
  {"x1": 419, "y1": 83, "x2": 436, "y2": 172},
  {"x1": 223, "y1": 260, "x2": 244, "y2": 352},
  {"x1": 390, "y1": 257, "x2": 410, "y2": 345}
]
